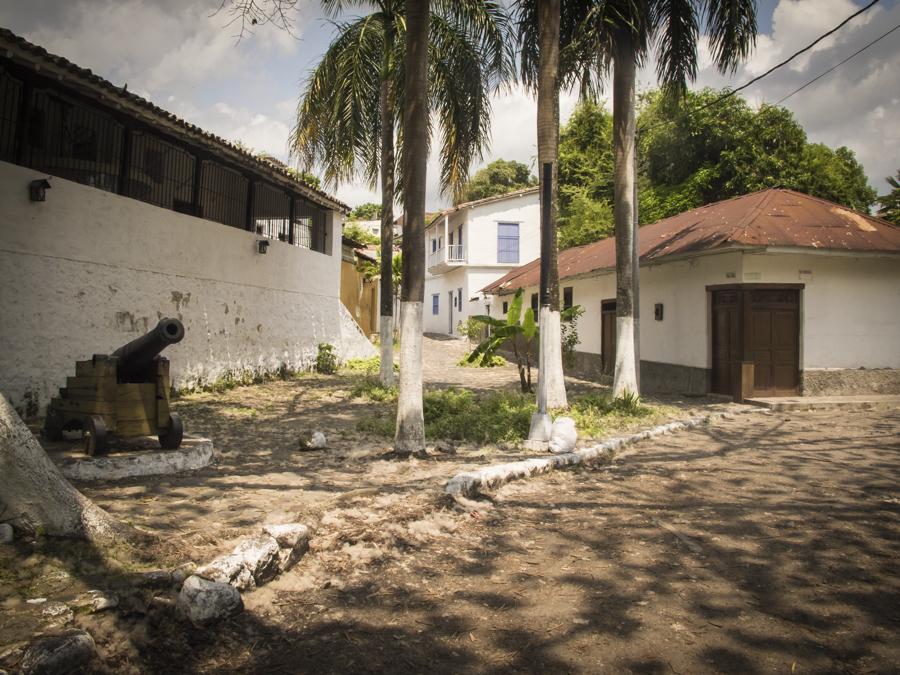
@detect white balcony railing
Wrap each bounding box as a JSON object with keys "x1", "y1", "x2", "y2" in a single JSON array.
[{"x1": 428, "y1": 243, "x2": 466, "y2": 269}]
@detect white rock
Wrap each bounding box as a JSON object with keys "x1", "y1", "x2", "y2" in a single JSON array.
[
  {"x1": 0, "y1": 523, "x2": 13, "y2": 544},
  {"x1": 232, "y1": 534, "x2": 281, "y2": 586},
  {"x1": 262, "y1": 523, "x2": 310, "y2": 550},
  {"x1": 548, "y1": 416, "x2": 578, "y2": 454},
  {"x1": 20, "y1": 630, "x2": 96, "y2": 675},
  {"x1": 196, "y1": 553, "x2": 255, "y2": 591},
  {"x1": 177, "y1": 575, "x2": 242, "y2": 626},
  {"x1": 298, "y1": 431, "x2": 327, "y2": 450}
]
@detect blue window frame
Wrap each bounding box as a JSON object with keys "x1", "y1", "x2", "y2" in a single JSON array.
[
  {"x1": 497, "y1": 222, "x2": 519, "y2": 263},
  {"x1": 432, "y1": 293, "x2": 439, "y2": 315}
]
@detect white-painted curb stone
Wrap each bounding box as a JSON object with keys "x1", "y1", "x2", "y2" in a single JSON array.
[{"x1": 445, "y1": 410, "x2": 755, "y2": 498}]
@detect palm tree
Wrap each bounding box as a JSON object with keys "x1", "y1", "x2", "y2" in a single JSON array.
[
  {"x1": 576, "y1": 0, "x2": 757, "y2": 397},
  {"x1": 395, "y1": 0, "x2": 430, "y2": 455},
  {"x1": 878, "y1": 170, "x2": 900, "y2": 225},
  {"x1": 514, "y1": 0, "x2": 575, "y2": 412},
  {"x1": 293, "y1": 1, "x2": 511, "y2": 389}
]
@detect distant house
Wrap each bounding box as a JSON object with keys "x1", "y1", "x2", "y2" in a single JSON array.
[
  {"x1": 483, "y1": 189, "x2": 900, "y2": 398},
  {"x1": 0, "y1": 28, "x2": 374, "y2": 417},
  {"x1": 425, "y1": 187, "x2": 539, "y2": 336}
]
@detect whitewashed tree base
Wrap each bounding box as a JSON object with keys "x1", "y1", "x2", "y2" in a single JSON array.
[{"x1": 445, "y1": 410, "x2": 757, "y2": 498}]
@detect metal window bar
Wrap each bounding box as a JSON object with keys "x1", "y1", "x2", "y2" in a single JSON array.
[
  {"x1": 0, "y1": 67, "x2": 22, "y2": 162},
  {"x1": 294, "y1": 197, "x2": 327, "y2": 252},
  {"x1": 127, "y1": 131, "x2": 195, "y2": 211},
  {"x1": 24, "y1": 87, "x2": 124, "y2": 192},
  {"x1": 253, "y1": 182, "x2": 291, "y2": 241},
  {"x1": 199, "y1": 160, "x2": 248, "y2": 229},
  {"x1": 497, "y1": 223, "x2": 519, "y2": 263}
]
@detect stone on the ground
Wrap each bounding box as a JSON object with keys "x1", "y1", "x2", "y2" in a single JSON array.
[
  {"x1": 196, "y1": 553, "x2": 255, "y2": 591},
  {"x1": 86, "y1": 590, "x2": 118, "y2": 612},
  {"x1": 171, "y1": 563, "x2": 196, "y2": 588},
  {"x1": 298, "y1": 431, "x2": 327, "y2": 450},
  {"x1": 434, "y1": 442, "x2": 457, "y2": 455},
  {"x1": 548, "y1": 416, "x2": 578, "y2": 454},
  {"x1": 40, "y1": 602, "x2": 73, "y2": 625},
  {"x1": 263, "y1": 523, "x2": 310, "y2": 550},
  {"x1": 0, "y1": 523, "x2": 13, "y2": 544},
  {"x1": 176, "y1": 575, "x2": 242, "y2": 626},
  {"x1": 19, "y1": 630, "x2": 96, "y2": 675},
  {"x1": 135, "y1": 570, "x2": 172, "y2": 588},
  {"x1": 232, "y1": 534, "x2": 281, "y2": 585}
]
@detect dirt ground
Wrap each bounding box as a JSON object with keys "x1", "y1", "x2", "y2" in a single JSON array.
[{"x1": 2, "y1": 337, "x2": 898, "y2": 673}]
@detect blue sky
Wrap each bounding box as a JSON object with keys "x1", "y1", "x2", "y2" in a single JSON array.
[{"x1": 1, "y1": 0, "x2": 898, "y2": 210}]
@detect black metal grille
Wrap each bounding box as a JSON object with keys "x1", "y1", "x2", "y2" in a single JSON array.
[
  {"x1": 0, "y1": 67, "x2": 22, "y2": 162},
  {"x1": 24, "y1": 87, "x2": 124, "y2": 192},
  {"x1": 294, "y1": 197, "x2": 327, "y2": 252},
  {"x1": 199, "y1": 160, "x2": 248, "y2": 229},
  {"x1": 127, "y1": 131, "x2": 195, "y2": 212},
  {"x1": 253, "y1": 182, "x2": 291, "y2": 241}
]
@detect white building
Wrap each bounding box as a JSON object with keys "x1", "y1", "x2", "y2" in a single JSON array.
[
  {"x1": 483, "y1": 189, "x2": 900, "y2": 398},
  {"x1": 424, "y1": 187, "x2": 539, "y2": 335},
  {"x1": 0, "y1": 28, "x2": 374, "y2": 418}
]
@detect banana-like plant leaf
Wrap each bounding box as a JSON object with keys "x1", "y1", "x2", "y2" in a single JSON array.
[
  {"x1": 522, "y1": 307, "x2": 537, "y2": 340},
  {"x1": 506, "y1": 289, "x2": 523, "y2": 326}
]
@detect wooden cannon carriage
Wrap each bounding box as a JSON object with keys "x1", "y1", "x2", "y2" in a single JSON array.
[{"x1": 43, "y1": 318, "x2": 186, "y2": 455}]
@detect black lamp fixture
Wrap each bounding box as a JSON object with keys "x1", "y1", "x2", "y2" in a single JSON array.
[
  {"x1": 257, "y1": 239, "x2": 270, "y2": 254},
  {"x1": 29, "y1": 178, "x2": 51, "y2": 202}
]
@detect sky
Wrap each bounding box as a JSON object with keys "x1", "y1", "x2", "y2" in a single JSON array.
[{"x1": 1, "y1": 0, "x2": 898, "y2": 211}]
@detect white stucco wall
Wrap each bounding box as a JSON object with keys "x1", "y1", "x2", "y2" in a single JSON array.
[
  {"x1": 423, "y1": 191, "x2": 541, "y2": 336},
  {"x1": 493, "y1": 249, "x2": 900, "y2": 373},
  {"x1": 0, "y1": 160, "x2": 373, "y2": 415}
]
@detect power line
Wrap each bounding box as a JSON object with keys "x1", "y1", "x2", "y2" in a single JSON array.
[{"x1": 776, "y1": 22, "x2": 900, "y2": 105}]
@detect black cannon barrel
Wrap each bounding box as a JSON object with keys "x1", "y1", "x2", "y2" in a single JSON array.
[{"x1": 112, "y1": 318, "x2": 185, "y2": 381}]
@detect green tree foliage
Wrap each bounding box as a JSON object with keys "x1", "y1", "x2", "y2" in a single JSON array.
[
  {"x1": 463, "y1": 159, "x2": 536, "y2": 202},
  {"x1": 343, "y1": 222, "x2": 379, "y2": 246},
  {"x1": 878, "y1": 170, "x2": 900, "y2": 224},
  {"x1": 558, "y1": 99, "x2": 614, "y2": 248},
  {"x1": 637, "y1": 89, "x2": 877, "y2": 223},
  {"x1": 349, "y1": 202, "x2": 382, "y2": 220}
]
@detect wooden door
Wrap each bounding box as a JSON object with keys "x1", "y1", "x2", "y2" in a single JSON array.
[
  {"x1": 746, "y1": 288, "x2": 800, "y2": 395},
  {"x1": 601, "y1": 300, "x2": 616, "y2": 375},
  {"x1": 711, "y1": 290, "x2": 741, "y2": 396}
]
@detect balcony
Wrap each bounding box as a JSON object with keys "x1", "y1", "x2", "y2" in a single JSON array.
[{"x1": 428, "y1": 243, "x2": 466, "y2": 273}]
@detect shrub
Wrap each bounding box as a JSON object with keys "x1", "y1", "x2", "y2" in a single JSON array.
[
  {"x1": 342, "y1": 356, "x2": 398, "y2": 375},
  {"x1": 315, "y1": 343, "x2": 338, "y2": 374},
  {"x1": 350, "y1": 377, "x2": 398, "y2": 402},
  {"x1": 458, "y1": 352, "x2": 506, "y2": 368}
]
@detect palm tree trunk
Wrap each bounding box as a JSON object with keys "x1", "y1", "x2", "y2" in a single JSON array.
[
  {"x1": 395, "y1": 0, "x2": 429, "y2": 455},
  {"x1": 612, "y1": 32, "x2": 639, "y2": 397},
  {"x1": 378, "y1": 20, "x2": 395, "y2": 387},
  {"x1": 535, "y1": 0, "x2": 567, "y2": 411}
]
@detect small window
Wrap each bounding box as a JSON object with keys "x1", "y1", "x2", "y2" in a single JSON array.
[
  {"x1": 432, "y1": 294, "x2": 440, "y2": 315},
  {"x1": 431, "y1": 238, "x2": 437, "y2": 253},
  {"x1": 563, "y1": 287, "x2": 574, "y2": 310},
  {"x1": 498, "y1": 222, "x2": 519, "y2": 263},
  {"x1": 531, "y1": 293, "x2": 539, "y2": 314},
  {"x1": 502, "y1": 300, "x2": 509, "y2": 314}
]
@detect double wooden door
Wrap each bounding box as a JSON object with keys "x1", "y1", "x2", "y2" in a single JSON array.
[
  {"x1": 711, "y1": 286, "x2": 801, "y2": 398},
  {"x1": 600, "y1": 300, "x2": 617, "y2": 375}
]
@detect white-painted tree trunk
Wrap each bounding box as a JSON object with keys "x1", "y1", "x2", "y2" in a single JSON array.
[
  {"x1": 0, "y1": 394, "x2": 132, "y2": 542},
  {"x1": 395, "y1": 301, "x2": 425, "y2": 454},
  {"x1": 539, "y1": 308, "x2": 568, "y2": 409},
  {"x1": 379, "y1": 315, "x2": 394, "y2": 386},
  {"x1": 613, "y1": 316, "x2": 638, "y2": 397}
]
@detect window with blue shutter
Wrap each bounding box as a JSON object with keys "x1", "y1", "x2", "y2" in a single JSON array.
[
  {"x1": 497, "y1": 222, "x2": 519, "y2": 263},
  {"x1": 432, "y1": 294, "x2": 439, "y2": 315}
]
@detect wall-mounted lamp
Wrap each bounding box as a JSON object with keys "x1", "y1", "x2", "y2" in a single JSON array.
[
  {"x1": 257, "y1": 239, "x2": 270, "y2": 254},
  {"x1": 29, "y1": 178, "x2": 51, "y2": 202}
]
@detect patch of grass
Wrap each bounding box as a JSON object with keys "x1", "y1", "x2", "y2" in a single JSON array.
[
  {"x1": 354, "y1": 389, "x2": 677, "y2": 445},
  {"x1": 342, "y1": 356, "x2": 399, "y2": 376},
  {"x1": 457, "y1": 352, "x2": 507, "y2": 368},
  {"x1": 350, "y1": 377, "x2": 399, "y2": 402}
]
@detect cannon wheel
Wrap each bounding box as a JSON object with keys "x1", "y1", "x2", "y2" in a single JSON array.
[
  {"x1": 43, "y1": 410, "x2": 65, "y2": 441},
  {"x1": 159, "y1": 413, "x2": 183, "y2": 450},
  {"x1": 84, "y1": 415, "x2": 108, "y2": 456}
]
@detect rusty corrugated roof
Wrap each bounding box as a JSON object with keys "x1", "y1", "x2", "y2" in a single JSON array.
[
  {"x1": 0, "y1": 27, "x2": 350, "y2": 213},
  {"x1": 483, "y1": 188, "x2": 900, "y2": 295}
]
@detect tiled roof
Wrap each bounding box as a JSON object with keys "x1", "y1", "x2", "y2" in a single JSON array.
[
  {"x1": 428, "y1": 186, "x2": 539, "y2": 227},
  {"x1": 0, "y1": 27, "x2": 349, "y2": 213},
  {"x1": 483, "y1": 188, "x2": 900, "y2": 295}
]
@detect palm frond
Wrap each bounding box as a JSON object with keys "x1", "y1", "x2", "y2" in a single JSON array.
[{"x1": 702, "y1": 0, "x2": 757, "y2": 74}]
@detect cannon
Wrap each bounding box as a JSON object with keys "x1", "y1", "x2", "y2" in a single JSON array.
[{"x1": 43, "y1": 318, "x2": 186, "y2": 455}]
